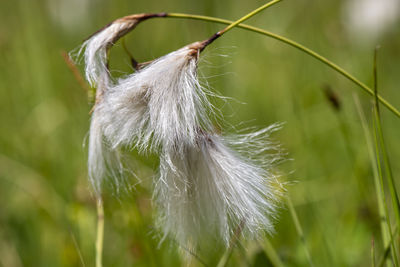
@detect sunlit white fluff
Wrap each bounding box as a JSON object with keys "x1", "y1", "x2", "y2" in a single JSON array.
[
  {"x1": 87, "y1": 72, "x2": 124, "y2": 194},
  {"x1": 154, "y1": 124, "x2": 283, "y2": 249},
  {"x1": 82, "y1": 16, "x2": 120, "y2": 192},
  {"x1": 97, "y1": 42, "x2": 215, "y2": 153},
  {"x1": 77, "y1": 16, "x2": 142, "y2": 87},
  {"x1": 78, "y1": 22, "x2": 214, "y2": 191},
  {"x1": 77, "y1": 16, "x2": 143, "y2": 192},
  {"x1": 88, "y1": 108, "x2": 122, "y2": 193}
]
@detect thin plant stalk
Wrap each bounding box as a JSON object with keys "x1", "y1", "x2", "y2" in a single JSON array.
[
  {"x1": 372, "y1": 48, "x2": 400, "y2": 266},
  {"x1": 373, "y1": 48, "x2": 400, "y2": 230},
  {"x1": 378, "y1": 244, "x2": 393, "y2": 267},
  {"x1": 286, "y1": 196, "x2": 313, "y2": 266},
  {"x1": 372, "y1": 113, "x2": 398, "y2": 267},
  {"x1": 372, "y1": 238, "x2": 376, "y2": 267},
  {"x1": 222, "y1": 0, "x2": 282, "y2": 35},
  {"x1": 211, "y1": 0, "x2": 282, "y2": 39},
  {"x1": 259, "y1": 239, "x2": 285, "y2": 267},
  {"x1": 216, "y1": 246, "x2": 233, "y2": 267},
  {"x1": 186, "y1": 0, "x2": 283, "y2": 51},
  {"x1": 121, "y1": 38, "x2": 138, "y2": 70},
  {"x1": 161, "y1": 13, "x2": 400, "y2": 119},
  {"x1": 216, "y1": 221, "x2": 245, "y2": 267},
  {"x1": 96, "y1": 198, "x2": 104, "y2": 267},
  {"x1": 378, "y1": 227, "x2": 399, "y2": 267},
  {"x1": 354, "y1": 94, "x2": 390, "y2": 249}
]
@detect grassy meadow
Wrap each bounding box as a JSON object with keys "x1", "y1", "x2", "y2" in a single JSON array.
[{"x1": 1, "y1": 0, "x2": 400, "y2": 266}]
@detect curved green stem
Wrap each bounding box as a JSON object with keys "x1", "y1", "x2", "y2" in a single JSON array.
[
  {"x1": 197, "y1": 0, "x2": 282, "y2": 51},
  {"x1": 165, "y1": 13, "x2": 400, "y2": 119},
  {"x1": 218, "y1": 0, "x2": 282, "y2": 36}
]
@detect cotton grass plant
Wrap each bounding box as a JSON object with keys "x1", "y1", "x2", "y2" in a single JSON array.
[
  {"x1": 71, "y1": 0, "x2": 400, "y2": 265},
  {"x1": 75, "y1": 0, "x2": 286, "y2": 264}
]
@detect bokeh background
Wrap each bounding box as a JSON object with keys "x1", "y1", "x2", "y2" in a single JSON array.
[{"x1": 1, "y1": 0, "x2": 400, "y2": 266}]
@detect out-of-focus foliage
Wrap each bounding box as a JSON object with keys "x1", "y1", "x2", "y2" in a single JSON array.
[{"x1": 0, "y1": 0, "x2": 399, "y2": 266}]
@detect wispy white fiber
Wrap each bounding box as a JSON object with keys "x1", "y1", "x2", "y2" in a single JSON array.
[
  {"x1": 97, "y1": 42, "x2": 215, "y2": 153},
  {"x1": 87, "y1": 73, "x2": 127, "y2": 194},
  {"x1": 77, "y1": 16, "x2": 141, "y2": 87},
  {"x1": 87, "y1": 109, "x2": 111, "y2": 193},
  {"x1": 154, "y1": 124, "x2": 283, "y2": 249},
  {"x1": 76, "y1": 15, "x2": 143, "y2": 192},
  {"x1": 82, "y1": 18, "x2": 122, "y2": 192}
]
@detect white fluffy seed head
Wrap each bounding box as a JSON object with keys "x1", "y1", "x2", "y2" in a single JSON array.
[
  {"x1": 87, "y1": 110, "x2": 104, "y2": 193},
  {"x1": 86, "y1": 41, "x2": 215, "y2": 193},
  {"x1": 88, "y1": 108, "x2": 127, "y2": 195},
  {"x1": 77, "y1": 14, "x2": 154, "y2": 193},
  {"x1": 77, "y1": 19, "x2": 284, "y2": 248},
  {"x1": 97, "y1": 42, "x2": 215, "y2": 153},
  {"x1": 154, "y1": 124, "x2": 283, "y2": 249},
  {"x1": 75, "y1": 15, "x2": 146, "y2": 87}
]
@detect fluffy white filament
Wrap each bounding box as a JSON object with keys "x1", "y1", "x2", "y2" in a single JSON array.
[
  {"x1": 78, "y1": 16, "x2": 141, "y2": 87},
  {"x1": 88, "y1": 108, "x2": 126, "y2": 193},
  {"x1": 80, "y1": 17, "x2": 141, "y2": 192},
  {"x1": 84, "y1": 40, "x2": 215, "y2": 192},
  {"x1": 154, "y1": 125, "x2": 282, "y2": 248},
  {"x1": 97, "y1": 42, "x2": 214, "y2": 153}
]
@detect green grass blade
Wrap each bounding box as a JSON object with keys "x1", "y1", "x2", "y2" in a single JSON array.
[
  {"x1": 378, "y1": 243, "x2": 393, "y2": 267},
  {"x1": 373, "y1": 48, "x2": 400, "y2": 226},
  {"x1": 372, "y1": 110, "x2": 399, "y2": 267},
  {"x1": 286, "y1": 196, "x2": 313, "y2": 266},
  {"x1": 354, "y1": 94, "x2": 390, "y2": 249},
  {"x1": 373, "y1": 48, "x2": 400, "y2": 265},
  {"x1": 259, "y1": 239, "x2": 285, "y2": 267},
  {"x1": 216, "y1": 221, "x2": 244, "y2": 267},
  {"x1": 377, "y1": 227, "x2": 399, "y2": 267},
  {"x1": 216, "y1": 249, "x2": 232, "y2": 267}
]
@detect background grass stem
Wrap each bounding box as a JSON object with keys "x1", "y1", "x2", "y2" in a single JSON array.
[
  {"x1": 260, "y1": 239, "x2": 284, "y2": 267},
  {"x1": 286, "y1": 196, "x2": 313, "y2": 266},
  {"x1": 354, "y1": 94, "x2": 390, "y2": 251}
]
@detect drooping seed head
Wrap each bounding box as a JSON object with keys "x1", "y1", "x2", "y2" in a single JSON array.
[
  {"x1": 98, "y1": 42, "x2": 216, "y2": 153},
  {"x1": 76, "y1": 13, "x2": 166, "y2": 88},
  {"x1": 154, "y1": 124, "x2": 284, "y2": 249}
]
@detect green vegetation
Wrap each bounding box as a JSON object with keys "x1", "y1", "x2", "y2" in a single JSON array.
[{"x1": 1, "y1": 0, "x2": 400, "y2": 266}]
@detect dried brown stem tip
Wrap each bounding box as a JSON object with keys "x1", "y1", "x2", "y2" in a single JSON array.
[
  {"x1": 109, "y1": 13, "x2": 167, "y2": 44},
  {"x1": 79, "y1": 13, "x2": 167, "y2": 90},
  {"x1": 85, "y1": 13, "x2": 166, "y2": 43},
  {"x1": 185, "y1": 33, "x2": 221, "y2": 58}
]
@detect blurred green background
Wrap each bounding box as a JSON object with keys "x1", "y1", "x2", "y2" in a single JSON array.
[{"x1": 1, "y1": 0, "x2": 400, "y2": 266}]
